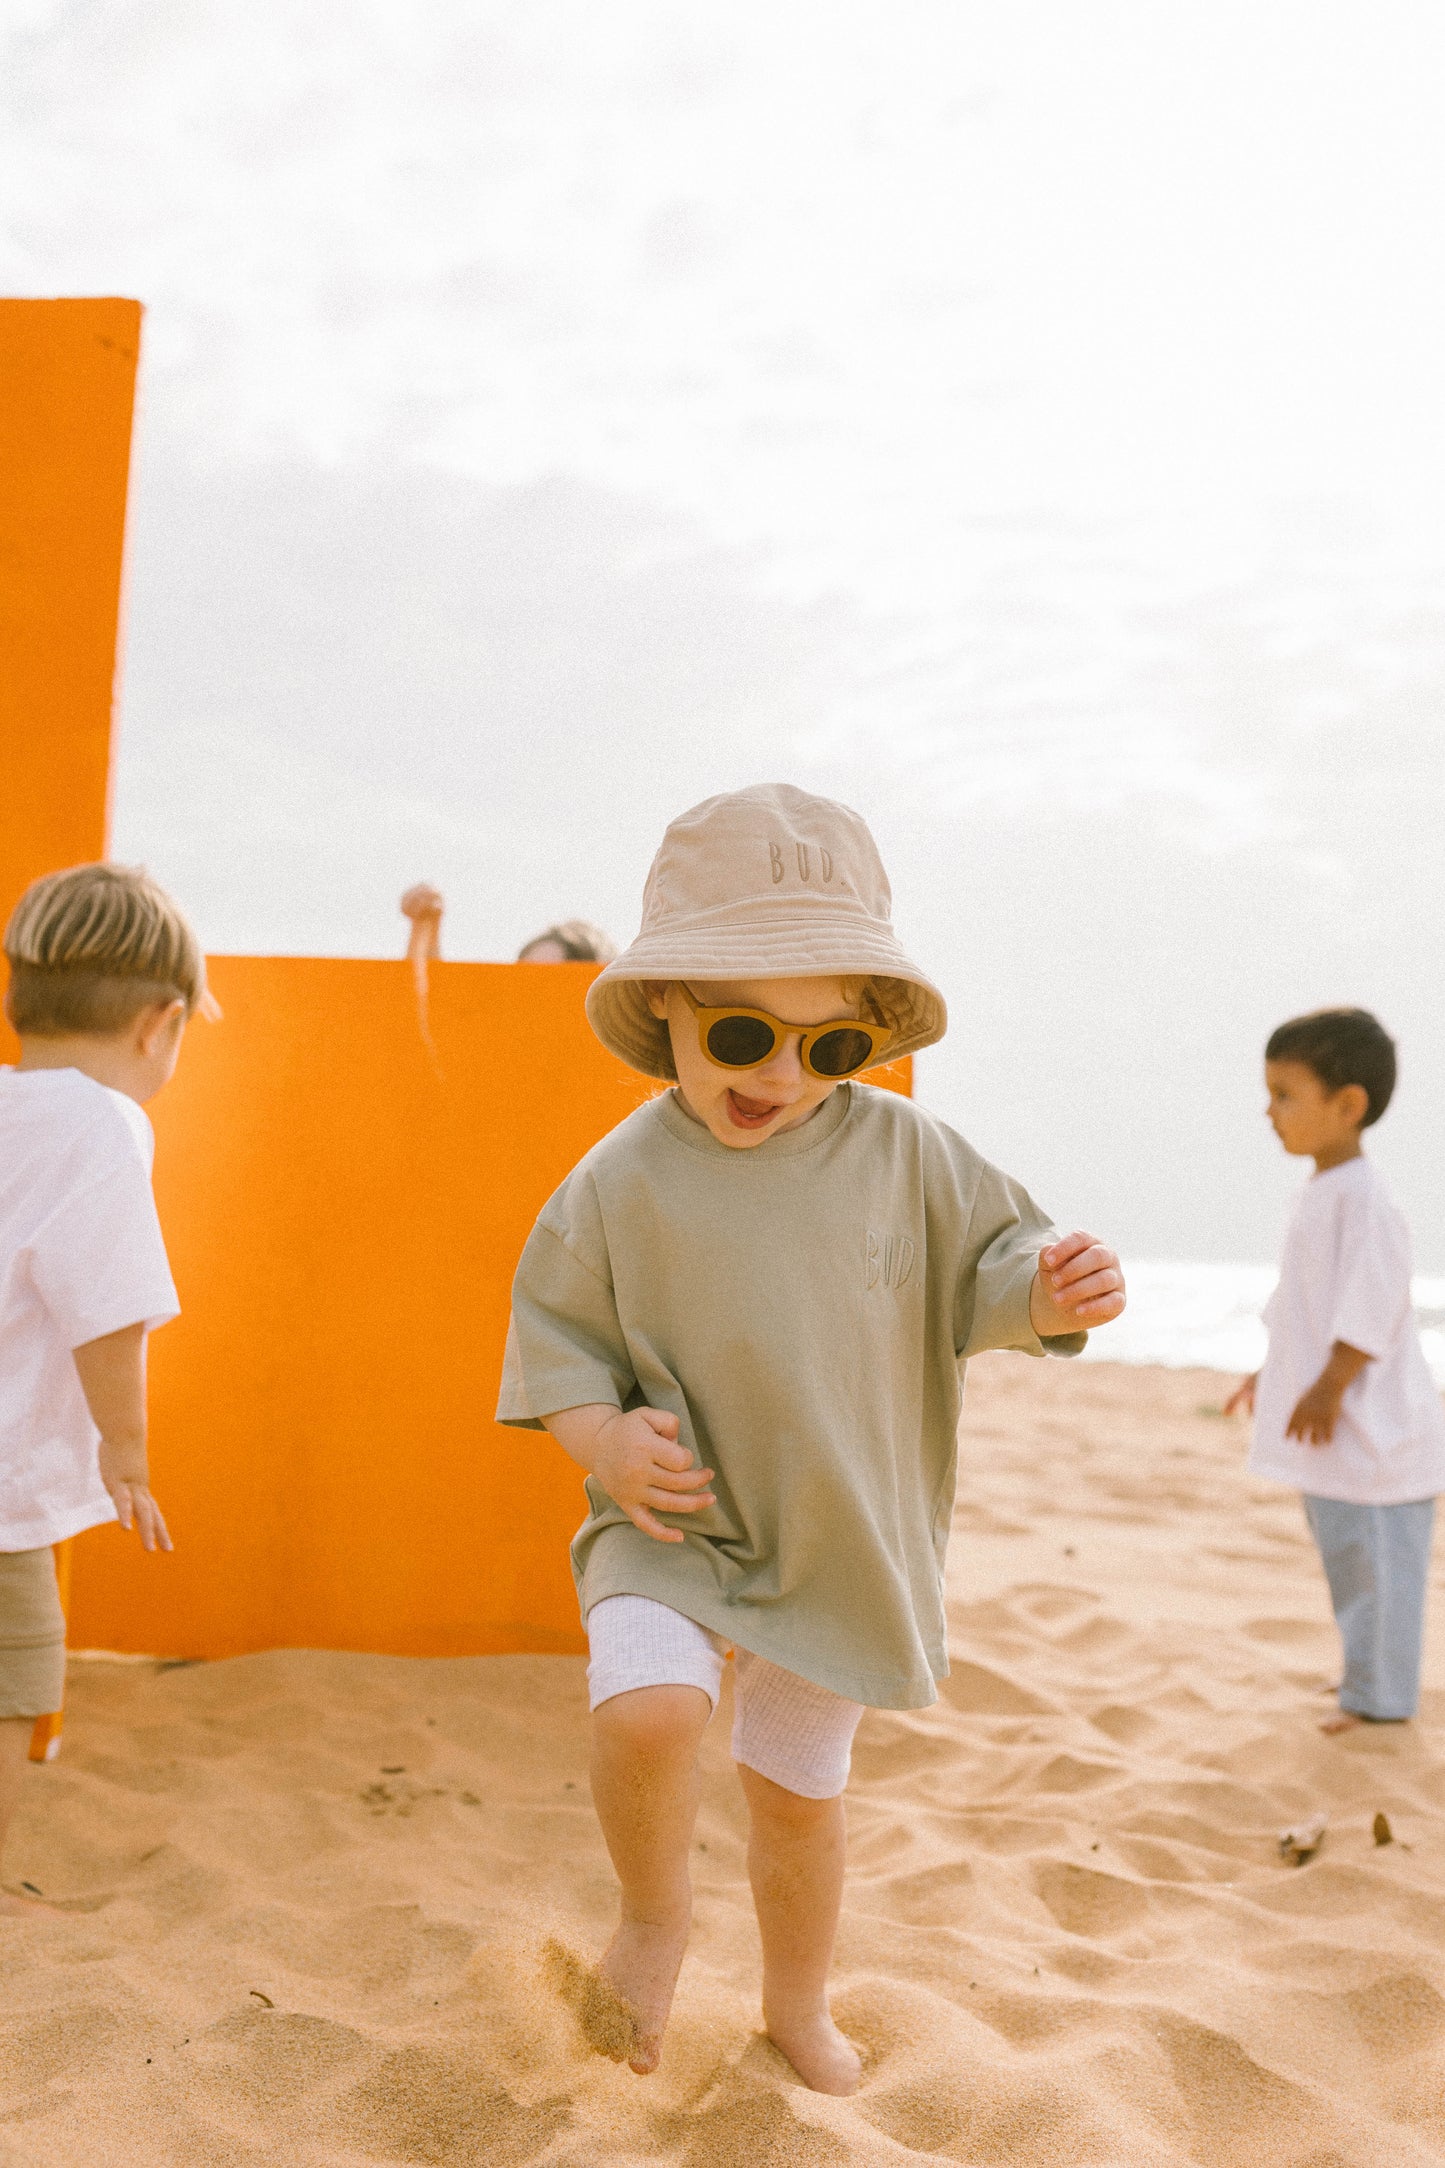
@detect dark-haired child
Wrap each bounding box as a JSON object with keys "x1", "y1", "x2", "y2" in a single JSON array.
[{"x1": 1228, "y1": 1007, "x2": 1445, "y2": 1732}]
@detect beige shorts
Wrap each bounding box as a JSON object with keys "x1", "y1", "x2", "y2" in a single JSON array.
[{"x1": 0, "y1": 1548, "x2": 66, "y2": 1720}]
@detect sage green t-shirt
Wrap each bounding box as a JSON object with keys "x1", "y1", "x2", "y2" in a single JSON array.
[{"x1": 497, "y1": 1082, "x2": 1082, "y2": 1709}]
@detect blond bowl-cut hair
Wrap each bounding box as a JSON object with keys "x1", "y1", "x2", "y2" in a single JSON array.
[{"x1": 4, "y1": 863, "x2": 206, "y2": 1036}]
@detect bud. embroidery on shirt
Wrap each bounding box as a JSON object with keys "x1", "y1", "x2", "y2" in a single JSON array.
[{"x1": 866, "y1": 1229, "x2": 916, "y2": 1290}]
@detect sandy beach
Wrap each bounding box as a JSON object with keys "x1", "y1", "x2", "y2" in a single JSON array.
[{"x1": 5, "y1": 1354, "x2": 1445, "y2": 2166}]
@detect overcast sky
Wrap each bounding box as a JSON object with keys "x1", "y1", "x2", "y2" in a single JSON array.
[{"x1": 4, "y1": 1, "x2": 1443, "y2": 1264}]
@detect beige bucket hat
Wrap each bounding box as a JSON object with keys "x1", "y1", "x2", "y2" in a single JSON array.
[{"x1": 586, "y1": 783, "x2": 947, "y2": 1080}]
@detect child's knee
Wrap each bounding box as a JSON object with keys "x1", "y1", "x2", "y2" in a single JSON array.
[
  {"x1": 738, "y1": 1761, "x2": 843, "y2": 1826},
  {"x1": 592, "y1": 1683, "x2": 712, "y2": 1762}
]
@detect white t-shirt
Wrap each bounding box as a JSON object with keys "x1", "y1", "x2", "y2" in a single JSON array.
[
  {"x1": 0, "y1": 1068, "x2": 180, "y2": 1550},
  {"x1": 1250, "y1": 1156, "x2": 1445, "y2": 1505}
]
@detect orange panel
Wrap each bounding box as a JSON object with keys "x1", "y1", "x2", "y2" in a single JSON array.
[
  {"x1": 67, "y1": 961, "x2": 909, "y2": 1659},
  {"x1": 0, "y1": 299, "x2": 140, "y2": 1061}
]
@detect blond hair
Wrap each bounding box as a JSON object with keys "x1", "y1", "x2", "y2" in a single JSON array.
[
  {"x1": 844, "y1": 975, "x2": 906, "y2": 1033},
  {"x1": 4, "y1": 863, "x2": 205, "y2": 1036},
  {"x1": 518, "y1": 920, "x2": 618, "y2": 963}
]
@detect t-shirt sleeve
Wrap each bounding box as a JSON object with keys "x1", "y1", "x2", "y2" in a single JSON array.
[
  {"x1": 1330, "y1": 1181, "x2": 1413, "y2": 1360},
  {"x1": 28, "y1": 1115, "x2": 179, "y2": 1347},
  {"x1": 496, "y1": 1187, "x2": 638, "y2": 1430},
  {"x1": 954, "y1": 1156, "x2": 1087, "y2": 1361}
]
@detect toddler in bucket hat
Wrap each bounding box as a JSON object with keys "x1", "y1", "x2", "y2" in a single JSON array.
[
  {"x1": 498, "y1": 783, "x2": 1126, "y2": 2091},
  {"x1": 585, "y1": 782, "x2": 945, "y2": 1085}
]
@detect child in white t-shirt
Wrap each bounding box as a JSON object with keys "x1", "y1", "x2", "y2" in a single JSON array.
[
  {"x1": 1, "y1": 863, "x2": 206, "y2": 1914},
  {"x1": 1228, "y1": 1007, "x2": 1445, "y2": 1732}
]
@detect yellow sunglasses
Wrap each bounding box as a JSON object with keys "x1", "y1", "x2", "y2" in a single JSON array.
[{"x1": 675, "y1": 983, "x2": 893, "y2": 1080}]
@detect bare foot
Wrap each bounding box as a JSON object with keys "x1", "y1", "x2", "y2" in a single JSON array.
[
  {"x1": 541, "y1": 1936, "x2": 642, "y2": 2065},
  {"x1": 542, "y1": 1918, "x2": 689, "y2": 2076},
  {"x1": 1320, "y1": 1709, "x2": 1365, "y2": 1734},
  {"x1": 598, "y1": 1917, "x2": 691, "y2": 2073},
  {"x1": 765, "y1": 2007, "x2": 863, "y2": 2095}
]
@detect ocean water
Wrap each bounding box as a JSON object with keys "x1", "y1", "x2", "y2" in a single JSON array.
[{"x1": 1085, "y1": 1261, "x2": 1445, "y2": 1386}]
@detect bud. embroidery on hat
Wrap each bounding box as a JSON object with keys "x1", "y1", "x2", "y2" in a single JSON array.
[{"x1": 768, "y1": 841, "x2": 835, "y2": 886}]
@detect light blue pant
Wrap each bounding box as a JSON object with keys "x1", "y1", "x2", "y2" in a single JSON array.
[{"x1": 1303, "y1": 1494, "x2": 1436, "y2": 1720}]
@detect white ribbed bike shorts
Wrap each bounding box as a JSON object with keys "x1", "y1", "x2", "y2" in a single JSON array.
[{"x1": 586, "y1": 1592, "x2": 864, "y2": 1800}]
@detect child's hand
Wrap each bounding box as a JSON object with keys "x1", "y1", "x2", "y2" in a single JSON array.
[
  {"x1": 400, "y1": 885, "x2": 444, "y2": 965},
  {"x1": 74, "y1": 1324, "x2": 171, "y2": 1553},
  {"x1": 590, "y1": 1408, "x2": 717, "y2": 1545},
  {"x1": 1224, "y1": 1373, "x2": 1257, "y2": 1417},
  {"x1": 1285, "y1": 1342, "x2": 1370, "y2": 1446},
  {"x1": 1286, "y1": 1380, "x2": 1344, "y2": 1446},
  {"x1": 1031, "y1": 1232, "x2": 1126, "y2": 1334},
  {"x1": 98, "y1": 1441, "x2": 173, "y2": 1553},
  {"x1": 400, "y1": 883, "x2": 445, "y2": 924}
]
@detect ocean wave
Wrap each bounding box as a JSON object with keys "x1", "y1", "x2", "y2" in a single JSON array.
[{"x1": 1083, "y1": 1262, "x2": 1445, "y2": 1385}]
